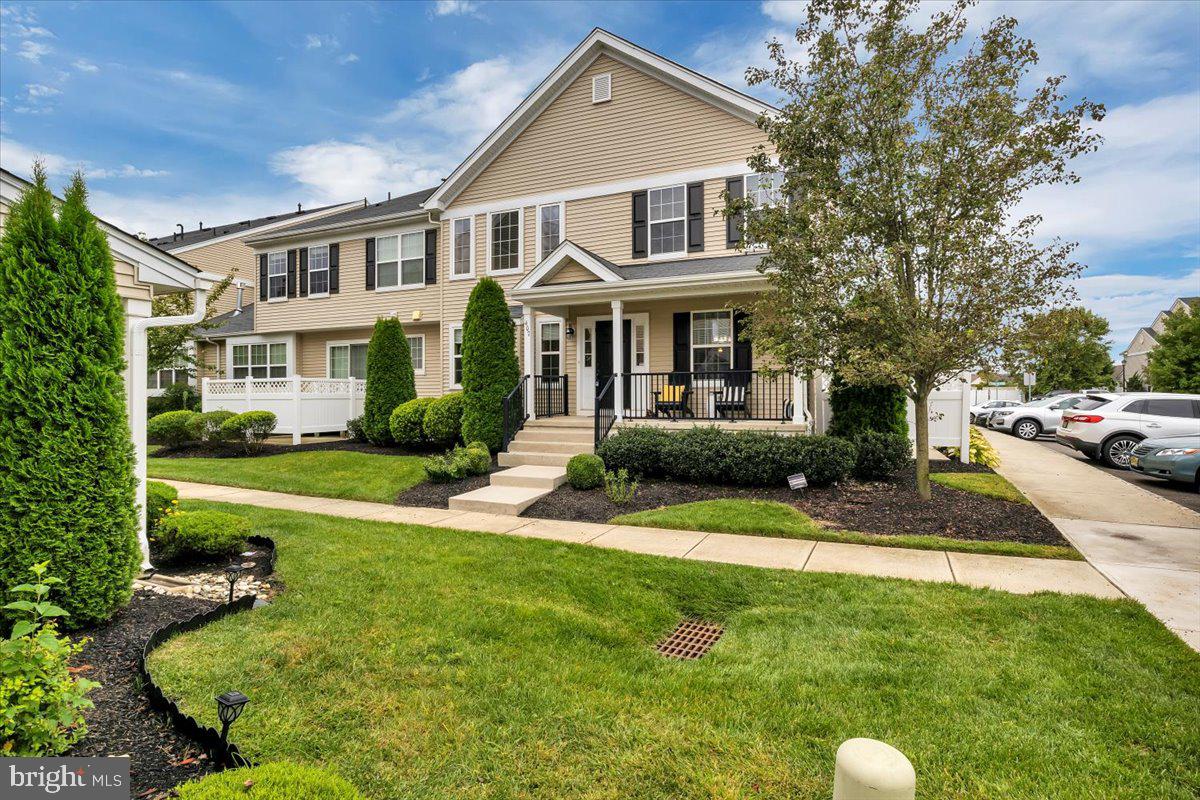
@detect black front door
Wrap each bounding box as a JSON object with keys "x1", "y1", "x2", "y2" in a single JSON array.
[{"x1": 595, "y1": 319, "x2": 631, "y2": 410}]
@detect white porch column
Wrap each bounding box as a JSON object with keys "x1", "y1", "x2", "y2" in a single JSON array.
[
  {"x1": 522, "y1": 306, "x2": 536, "y2": 419},
  {"x1": 611, "y1": 299, "x2": 624, "y2": 419},
  {"x1": 792, "y1": 372, "x2": 805, "y2": 426}
]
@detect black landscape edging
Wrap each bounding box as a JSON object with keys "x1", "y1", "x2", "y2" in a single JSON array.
[
  {"x1": 247, "y1": 534, "x2": 276, "y2": 577},
  {"x1": 139, "y1": 535, "x2": 276, "y2": 771}
]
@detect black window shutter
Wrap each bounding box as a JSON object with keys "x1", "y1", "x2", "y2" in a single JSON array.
[
  {"x1": 725, "y1": 176, "x2": 744, "y2": 246},
  {"x1": 686, "y1": 181, "x2": 704, "y2": 252},
  {"x1": 329, "y1": 243, "x2": 340, "y2": 293},
  {"x1": 286, "y1": 249, "x2": 297, "y2": 298},
  {"x1": 365, "y1": 237, "x2": 376, "y2": 290},
  {"x1": 424, "y1": 229, "x2": 437, "y2": 285},
  {"x1": 298, "y1": 247, "x2": 309, "y2": 297},
  {"x1": 258, "y1": 254, "x2": 268, "y2": 301},
  {"x1": 672, "y1": 311, "x2": 691, "y2": 386},
  {"x1": 631, "y1": 191, "x2": 648, "y2": 259},
  {"x1": 732, "y1": 310, "x2": 752, "y2": 386}
]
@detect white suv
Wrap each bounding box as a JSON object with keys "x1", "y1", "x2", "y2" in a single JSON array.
[
  {"x1": 1057, "y1": 393, "x2": 1200, "y2": 468},
  {"x1": 987, "y1": 393, "x2": 1096, "y2": 440}
]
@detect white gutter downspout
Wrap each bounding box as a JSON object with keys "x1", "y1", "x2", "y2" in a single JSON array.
[{"x1": 128, "y1": 286, "x2": 208, "y2": 571}]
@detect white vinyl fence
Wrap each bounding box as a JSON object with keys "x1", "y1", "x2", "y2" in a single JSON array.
[
  {"x1": 971, "y1": 385, "x2": 1023, "y2": 404},
  {"x1": 202, "y1": 377, "x2": 365, "y2": 444},
  {"x1": 906, "y1": 380, "x2": 971, "y2": 463}
]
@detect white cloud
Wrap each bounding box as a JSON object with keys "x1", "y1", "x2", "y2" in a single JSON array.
[
  {"x1": 24, "y1": 83, "x2": 60, "y2": 99},
  {"x1": 305, "y1": 33, "x2": 339, "y2": 50},
  {"x1": 1075, "y1": 269, "x2": 1200, "y2": 351},
  {"x1": 760, "y1": 1, "x2": 804, "y2": 24},
  {"x1": 0, "y1": 138, "x2": 169, "y2": 182},
  {"x1": 432, "y1": 1, "x2": 481, "y2": 17},
  {"x1": 160, "y1": 69, "x2": 244, "y2": 101},
  {"x1": 691, "y1": 27, "x2": 791, "y2": 96},
  {"x1": 17, "y1": 40, "x2": 50, "y2": 62},
  {"x1": 88, "y1": 189, "x2": 307, "y2": 239},
  {"x1": 269, "y1": 139, "x2": 447, "y2": 204},
  {"x1": 72, "y1": 59, "x2": 99, "y2": 73},
  {"x1": 337, "y1": 53, "x2": 359, "y2": 65}
]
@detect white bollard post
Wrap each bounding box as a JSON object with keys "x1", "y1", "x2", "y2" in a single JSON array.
[{"x1": 833, "y1": 738, "x2": 915, "y2": 800}]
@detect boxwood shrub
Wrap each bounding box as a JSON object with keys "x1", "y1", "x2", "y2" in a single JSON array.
[
  {"x1": 152, "y1": 509, "x2": 250, "y2": 564},
  {"x1": 597, "y1": 425, "x2": 856, "y2": 487},
  {"x1": 220, "y1": 410, "x2": 277, "y2": 454},
  {"x1": 566, "y1": 454, "x2": 605, "y2": 489},
  {"x1": 187, "y1": 409, "x2": 235, "y2": 444},
  {"x1": 423, "y1": 391, "x2": 464, "y2": 447},
  {"x1": 176, "y1": 762, "x2": 362, "y2": 800},
  {"x1": 390, "y1": 397, "x2": 435, "y2": 448},
  {"x1": 848, "y1": 430, "x2": 912, "y2": 479},
  {"x1": 147, "y1": 410, "x2": 198, "y2": 447}
]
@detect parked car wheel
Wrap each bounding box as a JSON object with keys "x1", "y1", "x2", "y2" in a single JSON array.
[
  {"x1": 1101, "y1": 434, "x2": 1141, "y2": 469},
  {"x1": 1013, "y1": 418, "x2": 1041, "y2": 440}
]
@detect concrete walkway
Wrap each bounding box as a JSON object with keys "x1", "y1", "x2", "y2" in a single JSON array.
[
  {"x1": 984, "y1": 429, "x2": 1200, "y2": 650},
  {"x1": 162, "y1": 479, "x2": 1121, "y2": 600}
]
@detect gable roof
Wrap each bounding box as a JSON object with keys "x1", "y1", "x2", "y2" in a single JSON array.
[
  {"x1": 245, "y1": 186, "x2": 439, "y2": 244},
  {"x1": 424, "y1": 28, "x2": 776, "y2": 211},
  {"x1": 197, "y1": 303, "x2": 255, "y2": 338},
  {"x1": 150, "y1": 201, "x2": 354, "y2": 252}
]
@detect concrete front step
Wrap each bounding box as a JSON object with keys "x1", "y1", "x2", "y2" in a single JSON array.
[
  {"x1": 523, "y1": 416, "x2": 593, "y2": 429},
  {"x1": 448, "y1": 484, "x2": 547, "y2": 515},
  {"x1": 490, "y1": 465, "x2": 568, "y2": 490},
  {"x1": 514, "y1": 428, "x2": 595, "y2": 444},
  {"x1": 498, "y1": 451, "x2": 574, "y2": 467},
  {"x1": 508, "y1": 441, "x2": 594, "y2": 455}
]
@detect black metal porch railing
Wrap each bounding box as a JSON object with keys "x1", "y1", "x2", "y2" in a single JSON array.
[
  {"x1": 501, "y1": 376, "x2": 529, "y2": 451},
  {"x1": 613, "y1": 370, "x2": 795, "y2": 424},
  {"x1": 594, "y1": 375, "x2": 617, "y2": 445},
  {"x1": 534, "y1": 374, "x2": 568, "y2": 417}
]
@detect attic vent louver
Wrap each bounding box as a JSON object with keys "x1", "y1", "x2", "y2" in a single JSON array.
[{"x1": 592, "y1": 73, "x2": 611, "y2": 104}]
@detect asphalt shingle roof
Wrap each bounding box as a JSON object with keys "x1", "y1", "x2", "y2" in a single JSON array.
[
  {"x1": 150, "y1": 204, "x2": 346, "y2": 251},
  {"x1": 247, "y1": 186, "x2": 439, "y2": 241},
  {"x1": 615, "y1": 252, "x2": 764, "y2": 281},
  {"x1": 198, "y1": 303, "x2": 254, "y2": 338}
]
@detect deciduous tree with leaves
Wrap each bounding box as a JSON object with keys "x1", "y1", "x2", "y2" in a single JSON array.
[
  {"x1": 1147, "y1": 306, "x2": 1200, "y2": 393},
  {"x1": 146, "y1": 272, "x2": 232, "y2": 374},
  {"x1": 1004, "y1": 306, "x2": 1115, "y2": 395},
  {"x1": 729, "y1": 0, "x2": 1103, "y2": 499}
]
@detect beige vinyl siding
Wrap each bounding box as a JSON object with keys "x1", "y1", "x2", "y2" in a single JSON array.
[
  {"x1": 454, "y1": 54, "x2": 767, "y2": 207},
  {"x1": 254, "y1": 236, "x2": 441, "y2": 335},
  {"x1": 196, "y1": 341, "x2": 223, "y2": 379},
  {"x1": 544, "y1": 260, "x2": 602, "y2": 285},
  {"x1": 113, "y1": 258, "x2": 153, "y2": 303},
  {"x1": 170, "y1": 237, "x2": 253, "y2": 317},
  {"x1": 295, "y1": 325, "x2": 441, "y2": 397}
]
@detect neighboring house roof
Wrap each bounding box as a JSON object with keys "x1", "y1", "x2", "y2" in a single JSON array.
[
  {"x1": 0, "y1": 167, "x2": 211, "y2": 294},
  {"x1": 1121, "y1": 326, "x2": 1160, "y2": 357},
  {"x1": 245, "y1": 187, "x2": 439, "y2": 244},
  {"x1": 616, "y1": 252, "x2": 764, "y2": 281},
  {"x1": 424, "y1": 28, "x2": 776, "y2": 211},
  {"x1": 150, "y1": 202, "x2": 350, "y2": 251},
  {"x1": 197, "y1": 303, "x2": 255, "y2": 339}
]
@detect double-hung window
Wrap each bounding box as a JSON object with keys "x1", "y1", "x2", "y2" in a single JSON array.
[
  {"x1": 489, "y1": 209, "x2": 521, "y2": 272},
  {"x1": 148, "y1": 366, "x2": 189, "y2": 391},
  {"x1": 537, "y1": 203, "x2": 563, "y2": 261},
  {"x1": 648, "y1": 185, "x2": 686, "y2": 256},
  {"x1": 376, "y1": 231, "x2": 425, "y2": 289},
  {"x1": 450, "y1": 324, "x2": 464, "y2": 388},
  {"x1": 744, "y1": 172, "x2": 785, "y2": 247},
  {"x1": 539, "y1": 321, "x2": 561, "y2": 376},
  {"x1": 267, "y1": 251, "x2": 287, "y2": 300},
  {"x1": 691, "y1": 311, "x2": 732, "y2": 374},
  {"x1": 308, "y1": 245, "x2": 329, "y2": 296},
  {"x1": 232, "y1": 342, "x2": 287, "y2": 379},
  {"x1": 407, "y1": 335, "x2": 425, "y2": 375},
  {"x1": 328, "y1": 342, "x2": 368, "y2": 380},
  {"x1": 451, "y1": 218, "x2": 474, "y2": 278}
]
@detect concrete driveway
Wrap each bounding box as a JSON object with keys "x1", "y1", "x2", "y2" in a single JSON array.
[{"x1": 983, "y1": 428, "x2": 1200, "y2": 651}]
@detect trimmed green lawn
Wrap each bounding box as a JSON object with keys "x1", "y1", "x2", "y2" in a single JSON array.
[
  {"x1": 931, "y1": 471, "x2": 1029, "y2": 504},
  {"x1": 150, "y1": 501, "x2": 1199, "y2": 799},
  {"x1": 611, "y1": 499, "x2": 1080, "y2": 560},
  {"x1": 147, "y1": 451, "x2": 425, "y2": 503}
]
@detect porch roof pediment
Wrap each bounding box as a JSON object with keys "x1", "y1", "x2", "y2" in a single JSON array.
[{"x1": 514, "y1": 240, "x2": 625, "y2": 291}]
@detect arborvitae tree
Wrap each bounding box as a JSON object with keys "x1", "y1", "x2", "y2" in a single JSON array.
[
  {"x1": 461, "y1": 278, "x2": 519, "y2": 450},
  {"x1": 1147, "y1": 308, "x2": 1200, "y2": 393},
  {"x1": 0, "y1": 166, "x2": 139, "y2": 626},
  {"x1": 361, "y1": 317, "x2": 416, "y2": 445}
]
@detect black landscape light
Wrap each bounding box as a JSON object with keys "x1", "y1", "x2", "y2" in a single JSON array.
[
  {"x1": 224, "y1": 563, "x2": 246, "y2": 603},
  {"x1": 215, "y1": 690, "x2": 250, "y2": 742}
]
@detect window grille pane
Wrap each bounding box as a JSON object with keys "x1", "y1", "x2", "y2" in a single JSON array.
[
  {"x1": 329, "y1": 346, "x2": 349, "y2": 379},
  {"x1": 269, "y1": 365, "x2": 287, "y2": 378},
  {"x1": 407, "y1": 336, "x2": 424, "y2": 371},
  {"x1": 540, "y1": 323, "x2": 560, "y2": 354},
  {"x1": 539, "y1": 205, "x2": 560, "y2": 259},
  {"x1": 491, "y1": 210, "x2": 519, "y2": 270},
  {"x1": 251, "y1": 344, "x2": 267, "y2": 365},
  {"x1": 233, "y1": 346, "x2": 248, "y2": 367},
  {"x1": 350, "y1": 344, "x2": 368, "y2": 379},
  {"x1": 377, "y1": 261, "x2": 399, "y2": 287},
  {"x1": 269, "y1": 343, "x2": 287, "y2": 365},
  {"x1": 692, "y1": 311, "x2": 731, "y2": 346},
  {"x1": 401, "y1": 258, "x2": 425, "y2": 285},
  {"x1": 401, "y1": 232, "x2": 424, "y2": 260},
  {"x1": 309, "y1": 245, "x2": 329, "y2": 271},
  {"x1": 650, "y1": 220, "x2": 685, "y2": 255},
  {"x1": 376, "y1": 235, "x2": 398, "y2": 263},
  {"x1": 453, "y1": 327, "x2": 463, "y2": 384},
  {"x1": 309, "y1": 270, "x2": 328, "y2": 295}
]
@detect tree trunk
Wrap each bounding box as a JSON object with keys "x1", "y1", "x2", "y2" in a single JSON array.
[{"x1": 914, "y1": 390, "x2": 931, "y2": 501}]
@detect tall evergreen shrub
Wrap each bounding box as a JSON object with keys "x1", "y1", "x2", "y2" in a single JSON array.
[
  {"x1": 0, "y1": 167, "x2": 139, "y2": 626},
  {"x1": 461, "y1": 278, "x2": 519, "y2": 450},
  {"x1": 361, "y1": 318, "x2": 416, "y2": 445},
  {"x1": 828, "y1": 374, "x2": 909, "y2": 438}
]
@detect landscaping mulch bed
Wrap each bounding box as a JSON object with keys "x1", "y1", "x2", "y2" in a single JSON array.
[
  {"x1": 524, "y1": 463, "x2": 1068, "y2": 548},
  {"x1": 394, "y1": 461, "x2": 501, "y2": 507},
  {"x1": 68, "y1": 590, "x2": 220, "y2": 798},
  {"x1": 152, "y1": 439, "x2": 422, "y2": 459}
]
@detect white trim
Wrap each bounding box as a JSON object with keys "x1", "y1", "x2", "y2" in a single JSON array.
[
  {"x1": 446, "y1": 322, "x2": 465, "y2": 390},
  {"x1": 513, "y1": 240, "x2": 624, "y2": 291},
  {"x1": 536, "y1": 316, "x2": 564, "y2": 377},
  {"x1": 689, "y1": 309, "x2": 734, "y2": 373},
  {"x1": 306, "y1": 243, "x2": 331, "y2": 298},
  {"x1": 167, "y1": 202, "x2": 360, "y2": 253},
  {"x1": 424, "y1": 29, "x2": 773, "y2": 211},
  {"x1": 266, "y1": 250, "x2": 288, "y2": 301},
  {"x1": 486, "y1": 208, "x2": 524, "y2": 274},
  {"x1": 514, "y1": 266, "x2": 765, "y2": 305},
  {"x1": 535, "y1": 201, "x2": 566, "y2": 262},
  {"x1": 592, "y1": 72, "x2": 612, "y2": 104},
  {"x1": 407, "y1": 333, "x2": 427, "y2": 376},
  {"x1": 449, "y1": 216, "x2": 476, "y2": 280},
  {"x1": 326, "y1": 339, "x2": 370, "y2": 379},
  {"x1": 374, "y1": 229, "x2": 427, "y2": 291},
  {"x1": 443, "y1": 160, "x2": 748, "y2": 221},
  {"x1": 225, "y1": 333, "x2": 294, "y2": 379},
  {"x1": 647, "y1": 183, "x2": 687, "y2": 258}
]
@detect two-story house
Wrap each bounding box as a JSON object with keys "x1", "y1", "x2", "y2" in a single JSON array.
[{"x1": 201, "y1": 29, "x2": 812, "y2": 435}]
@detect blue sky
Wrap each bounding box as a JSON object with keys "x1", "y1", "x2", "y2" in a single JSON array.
[{"x1": 1, "y1": 0, "x2": 1197, "y2": 354}]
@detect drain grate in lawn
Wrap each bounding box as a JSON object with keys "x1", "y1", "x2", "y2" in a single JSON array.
[{"x1": 656, "y1": 620, "x2": 724, "y2": 660}]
